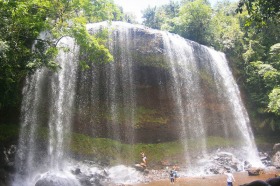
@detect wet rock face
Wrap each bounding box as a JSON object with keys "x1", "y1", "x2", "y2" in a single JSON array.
[
  {"x1": 75, "y1": 24, "x2": 175, "y2": 143},
  {"x1": 73, "y1": 23, "x2": 240, "y2": 144}
]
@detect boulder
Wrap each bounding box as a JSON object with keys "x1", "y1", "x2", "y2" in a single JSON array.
[
  {"x1": 246, "y1": 167, "x2": 264, "y2": 176},
  {"x1": 134, "y1": 164, "x2": 146, "y2": 172},
  {"x1": 206, "y1": 151, "x2": 244, "y2": 174},
  {"x1": 259, "y1": 152, "x2": 272, "y2": 166},
  {"x1": 3, "y1": 145, "x2": 16, "y2": 168},
  {"x1": 71, "y1": 168, "x2": 81, "y2": 175},
  {"x1": 273, "y1": 143, "x2": 280, "y2": 153},
  {"x1": 77, "y1": 173, "x2": 104, "y2": 186},
  {"x1": 35, "y1": 173, "x2": 80, "y2": 186},
  {"x1": 272, "y1": 151, "x2": 280, "y2": 168}
]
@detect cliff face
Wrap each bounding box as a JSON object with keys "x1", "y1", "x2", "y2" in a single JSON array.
[{"x1": 71, "y1": 22, "x2": 237, "y2": 144}]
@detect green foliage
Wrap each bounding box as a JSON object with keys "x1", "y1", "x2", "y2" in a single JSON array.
[
  {"x1": 269, "y1": 43, "x2": 280, "y2": 68},
  {"x1": 243, "y1": 40, "x2": 265, "y2": 63},
  {"x1": 142, "y1": 6, "x2": 161, "y2": 29},
  {"x1": 70, "y1": 21, "x2": 113, "y2": 64},
  {"x1": 70, "y1": 132, "x2": 184, "y2": 165},
  {"x1": 0, "y1": 0, "x2": 121, "y2": 109},
  {"x1": 175, "y1": 0, "x2": 213, "y2": 45},
  {"x1": 142, "y1": 1, "x2": 180, "y2": 30},
  {"x1": 0, "y1": 124, "x2": 19, "y2": 142},
  {"x1": 236, "y1": 0, "x2": 280, "y2": 26},
  {"x1": 142, "y1": 0, "x2": 213, "y2": 45},
  {"x1": 70, "y1": 133, "x2": 236, "y2": 166},
  {"x1": 246, "y1": 43, "x2": 280, "y2": 117},
  {"x1": 122, "y1": 12, "x2": 138, "y2": 24},
  {"x1": 268, "y1": 88, "x2": 280, "y2": 116},
  {"x1": 233, "y1": 0, "x2": 280, "y2": 131},
  {"x1": 211, "y1": 1, "x2": 244, "y2": 53},
  {"x1": 265, "y1": 44, "x2": 280, "y2": 116}
]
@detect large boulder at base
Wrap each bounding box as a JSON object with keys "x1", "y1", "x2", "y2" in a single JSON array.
[
  {"x1": 246, "y1": 167, "x2": 265, "y2": 176},
  {"x1": 35, "y1": 173, "x2": 80, "y2": 186},
  {"x1": 266, "y1": 176, "x2": 280, "y2": 186},
  {"x1": 134, "y1": 164, "x2": 146, "y2": 172},
  {"x1": 239, "y1": 180, "x2": 271, "y2": 186},
  {"x1": 272, "y1": 151, "x2": 280, "y2": 168}
]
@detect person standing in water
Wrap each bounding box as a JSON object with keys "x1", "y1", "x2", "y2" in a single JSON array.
[
  {"x1": 170, "y1": 169, "x2": 175, "y2": 184},
  {"x1": 172, "y1": 165, "x2": 179, "y2": 182}
]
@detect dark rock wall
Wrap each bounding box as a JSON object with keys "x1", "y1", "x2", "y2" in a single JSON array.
[{"x1": 71, "y1": 23, "x2": 238, "y2": 144}]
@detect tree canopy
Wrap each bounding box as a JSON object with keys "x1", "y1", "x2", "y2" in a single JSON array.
[
  {"x1": 0, "y1": 0, "x2": 121, "y2": 108},
  {"x1": 236, "y1": 0, "x2": 280, "y2": 26}
]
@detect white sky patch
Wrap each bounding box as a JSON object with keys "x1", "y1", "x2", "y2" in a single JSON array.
[
  {"x1": 114, "y1": 0, "x2": 237, "y2": 23},
  {"x1": 114, "y1": 0, "x2": 175, "y2": 22}
]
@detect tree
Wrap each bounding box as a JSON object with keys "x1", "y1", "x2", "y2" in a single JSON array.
[
  {"x1": 247, "y1": 44, "x2": 280, "y2": 130},
  {"x1": 241, "y1": 35, "x2": 280, "y2": 130},
  {"x1": 142, "y1": 6, "x2": 161, "y2": 29},
  {"x1": 122, "y1": 12, "x2": 138, "y2": 24},
  {"x1": 157, "y1": 1, "x2": 180, "y2": 31},
  {"x1": 142, "y1": 0, "x2": 213, "y2": 45},
  {"x1": 0, "y1": 0, "x2": 121, "y2": 109},
  {"x1": 236, "y1": 0, "x2": 280, "y2": 26},
  {"x1": 174, "y1": 0, "x2": 213, "y2": 45},
  {"x1": 263, "y1": 44, "x2": 280, "y2": 115},
  {"x1": 142, "y1": 1, "x2": 180, "y2": 30},
  {"x1": 211, "y1": 1, "x2": 244, "y2": 53}
]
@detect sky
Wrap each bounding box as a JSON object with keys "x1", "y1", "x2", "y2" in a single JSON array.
[{"x1": 114, "y1": 0, "x2": 237, "y2": 23}]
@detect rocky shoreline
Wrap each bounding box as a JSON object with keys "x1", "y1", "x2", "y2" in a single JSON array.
[{"x1": 1, "y1": 142, "x2": 280, "y2": 186}]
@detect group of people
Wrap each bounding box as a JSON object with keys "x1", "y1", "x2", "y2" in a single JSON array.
[
  {"x1": 138, "y1": 152, "x2": 236, "y2": 186},
  {"x1": 138, "y1": 153, "x2": 178, "y2": 184},
  {"x1": 169, "y1": 168, "x2": 234, "y2": 185}
]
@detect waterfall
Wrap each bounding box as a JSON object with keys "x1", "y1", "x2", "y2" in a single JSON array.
[
  {"x1": 13, "y1": 37, "x2": 79, "y2": 185},
  {"x1": 14, "y1": 22, "x2": 262, "y2": 185},
  {"x1": 162, "y1": 32, "x2": 208, "y2": 169},
  {"x1": 161, "y1": 31, "x2": 262, "y2": 172}
]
